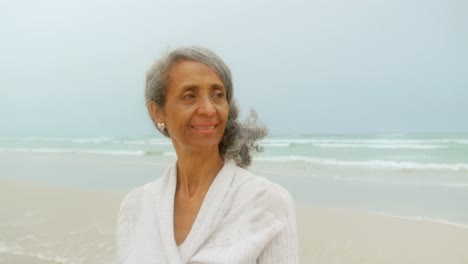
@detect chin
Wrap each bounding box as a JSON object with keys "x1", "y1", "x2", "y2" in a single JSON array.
[{"x1": 188, "y1": 137, "x2": 223, "y2": 151}]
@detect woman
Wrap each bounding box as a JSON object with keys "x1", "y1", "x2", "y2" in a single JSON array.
[{"x1": 116, "y1": 47, "x2": 298, "y2": 264}]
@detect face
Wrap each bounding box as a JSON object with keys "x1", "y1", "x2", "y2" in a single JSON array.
[{"x1": 151, "y1": 60, "x2": 229, "y2": 153}]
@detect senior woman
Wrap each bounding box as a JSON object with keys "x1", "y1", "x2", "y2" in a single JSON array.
[{"x1": 116, "y1": 47, "x2": 298, "y2": 264}]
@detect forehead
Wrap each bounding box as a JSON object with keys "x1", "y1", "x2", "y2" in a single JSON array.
[{"x1": 168, "y1": 60, "x2": 223, "y2": 86}]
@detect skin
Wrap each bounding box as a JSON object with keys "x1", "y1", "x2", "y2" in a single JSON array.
[{"x1": 149, "y1": 60, "x2": 229, "y2": 245}]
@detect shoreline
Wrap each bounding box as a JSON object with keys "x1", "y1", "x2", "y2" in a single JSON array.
[
  {"x1": 2, "y1": 180, "x2": 468, "y2": 263},
  {"x1": 0, "y1": 252, "x2": 66, "y2": 264},
  {"x1": 371, "y1": 211, "x2": 468, "y2": 229}
]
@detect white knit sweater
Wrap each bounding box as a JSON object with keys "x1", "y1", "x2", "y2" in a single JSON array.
[{"x1": 116, "y1": 160, "x2": 299, "y2": 264}]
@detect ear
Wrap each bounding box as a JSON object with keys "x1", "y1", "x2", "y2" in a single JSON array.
[{"x1": 149, "y1": 101, "x2": 165, "y2": 124}]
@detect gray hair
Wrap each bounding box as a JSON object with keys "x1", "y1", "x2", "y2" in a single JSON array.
[{"x1": 145, "y1": 46, "x2": 268, "y2": 168}]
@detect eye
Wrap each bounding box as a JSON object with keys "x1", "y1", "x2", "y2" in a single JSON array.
[
  {"x1": 213, "y1": 91, "x2": 225, "y2": 98},
  {"x1": 183, "y1": 93, "x2": 195, "y2": 99}
]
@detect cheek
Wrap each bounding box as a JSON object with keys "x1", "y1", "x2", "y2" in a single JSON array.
[
  {"x1": 221, "y1": 102, "x2": 229, "y2": 116},
  {"x1": 166, "y1": 105, "x2": 190, "y2": 122}
]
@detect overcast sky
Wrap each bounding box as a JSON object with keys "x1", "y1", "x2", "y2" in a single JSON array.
[{"x1": 1, "y1": 0, "x2": 467, "y2": 137}]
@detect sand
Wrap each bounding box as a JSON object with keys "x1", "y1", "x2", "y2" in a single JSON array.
[
  {"x1": 2, "y1": 180, "x2": 468, "y2": 264},
  {"x1": 0, "y1": 181, "x2": 122, "y2": 264},
  {"x1": 297, "y1": 206, "x2": 468, "y2": 264}
]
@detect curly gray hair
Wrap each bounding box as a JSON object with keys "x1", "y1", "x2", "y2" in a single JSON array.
[{"x1": 145, "y1": 47, "x2": 268, "y2": 168}]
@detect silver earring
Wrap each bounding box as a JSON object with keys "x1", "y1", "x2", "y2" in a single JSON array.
[{"x1": 157, "y1": 122, "x2": 166, "y2": 132}]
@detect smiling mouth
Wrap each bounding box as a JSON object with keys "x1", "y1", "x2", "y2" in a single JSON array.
[{"x1": 191, "y1": 125, "x2": 217, "y2": 130}]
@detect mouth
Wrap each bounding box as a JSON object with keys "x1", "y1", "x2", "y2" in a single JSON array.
[
  {"x1": 190, "y1": 124, "x2": 218, "y2": 132},
  {"x1": 190, "y1": 124, "x2": 218, "y2": 130}
]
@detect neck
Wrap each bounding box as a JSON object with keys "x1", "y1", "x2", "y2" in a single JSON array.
[{"x1": 174, "y1": 147, "x2": 224, "y2": 199}]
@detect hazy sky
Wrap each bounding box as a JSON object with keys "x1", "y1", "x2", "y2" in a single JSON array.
[{"x1": 1, "y1": 0, "x2": 467, "y2": 137}]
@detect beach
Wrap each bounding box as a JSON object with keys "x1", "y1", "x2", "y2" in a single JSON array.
[
  {"x1": 2, "y1": 179, "x2": 468, "y2": 264},
  {"x1": 1, "y1": 134, "x2": 468, "y2": 263},
  {"x1": 0, "y1": 181, "x2": 121, "y2": 264},
  {"x1": 297, "y1": 206, "x2": 468, "y2": 264}
]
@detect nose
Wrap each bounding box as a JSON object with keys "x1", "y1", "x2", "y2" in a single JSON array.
[{"x1": 197, "y1": 96, "x2": 216, "y2": 116}]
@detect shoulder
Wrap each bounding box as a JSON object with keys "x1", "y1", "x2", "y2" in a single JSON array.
[
  {"x1": 117, "y1": 176, "x2": 165, "y2": 221},
  {"x1": 118, "y1": 164, "x2": 174, "y2": 217},
  {"x1": 117, "y1": 185, "x2": 148, "y2": 233},
  {"x1": 232, "y1": 166, "x2": 296, "y2": 221},
  {"x1": 233, "y1": 166, "x2": 294, "y2": 205},
  {"x1": 118, "y1": 186, "x2": 145, "y2": 217}
]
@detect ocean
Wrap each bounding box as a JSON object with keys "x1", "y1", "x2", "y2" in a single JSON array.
[
  {"x1": 1, "y1": 133, "x2": 468, "y2": 263},
  {"x1": 1, "y1": 133, "x2": 468, "y2": 225}
]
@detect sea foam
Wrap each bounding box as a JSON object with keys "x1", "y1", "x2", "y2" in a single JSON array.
[
  {"x1": 373, "y1": 212, "x2": 468, "y2": 229},
  {"x1": 0, "y1": 148, "x2": 147, "y2": 156},
  {"x1": 332, "y1": 176, "x2": 468, "y2": 188},
  {"x1": 257, "y1": 156, "x2": 468, "y2": 171}
]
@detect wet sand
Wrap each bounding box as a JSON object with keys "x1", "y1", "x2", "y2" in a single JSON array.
[
  {"x1": 297, "y1": 206, "x2": 468, "y2": 264},
  {"x1": 2, "y1": 180, "x2": 468, "y2": 264},
  {"x1": 0, "y1": 181, "x2": 122, "y2": 264}
]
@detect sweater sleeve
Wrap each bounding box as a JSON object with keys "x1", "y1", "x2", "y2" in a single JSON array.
[
  {"x1": 116, "y1": 187, "x2": 143, "y2": 264},
  {"x1": 257, "y1": 186, "x2": 299, "y2": 264}
]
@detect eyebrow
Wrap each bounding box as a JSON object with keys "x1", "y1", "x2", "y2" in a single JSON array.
[
  {"x1": 180, "y1": 85, "x2": 198, "y2": 92},
  {"x1": 180, "y1": 83, "x2": 225, "y2": 92}
]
